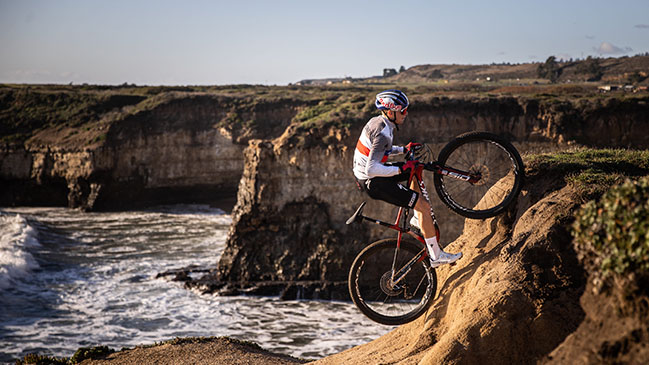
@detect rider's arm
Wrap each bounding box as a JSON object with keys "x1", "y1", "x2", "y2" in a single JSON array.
[{"x1": 365, "y1": 134, "x2": 400, "y2": 177}]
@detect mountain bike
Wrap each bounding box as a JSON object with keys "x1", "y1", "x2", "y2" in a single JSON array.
[{"x1": 346, "y1": 131, "x2": 524, "y2": 325}]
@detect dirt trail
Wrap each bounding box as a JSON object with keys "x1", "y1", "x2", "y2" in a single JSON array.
[{"x1": 313, "y1": 183, "x2": 586, "y2": 364}]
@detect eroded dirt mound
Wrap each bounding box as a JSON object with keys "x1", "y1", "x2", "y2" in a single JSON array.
[{"x1": 314, "y1": 180, "x2": 588, "y2": 364}]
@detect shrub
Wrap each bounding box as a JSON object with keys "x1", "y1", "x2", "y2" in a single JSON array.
[
  {"x1": 69, "y1": 346, "x2": 114, "y2": 363},
  {"x1": 15, "y1": 354, "x2": 68, "y2": 364},
  {"x1": 572, "y1": 176, "x2": 649, "y2": 277}
]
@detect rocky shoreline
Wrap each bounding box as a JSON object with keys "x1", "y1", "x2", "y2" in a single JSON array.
[{"x1": 16, "y1": 337, "x2": 307, "y2": 365}]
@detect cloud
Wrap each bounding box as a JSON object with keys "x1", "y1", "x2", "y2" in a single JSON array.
[
  {"x1": 585, "y1": 35, "x2": 596, "y2": 40},
  {"x1": 636, "y1": 24, "x2": 649, "y2": 29},
  {"x1": 595, "y1": 42, "x2": 633, "y2": 55}
]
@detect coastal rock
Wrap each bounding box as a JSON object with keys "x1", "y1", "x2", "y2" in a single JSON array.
[{"x1": 199, "y1": 94, "x2": 649, "y2": 299}]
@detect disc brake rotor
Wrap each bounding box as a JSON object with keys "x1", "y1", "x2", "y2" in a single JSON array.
[
  {"x1": 470, "y1": 164, "x2": 490, "y2": 186},
  {"x1": 380, "y1": 271, "x2": 403, "y2": 296}
]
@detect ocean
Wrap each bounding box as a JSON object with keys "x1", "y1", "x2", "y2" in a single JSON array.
[{"x1": 0, "y1": 205, "x2": 392, "y2": 363}]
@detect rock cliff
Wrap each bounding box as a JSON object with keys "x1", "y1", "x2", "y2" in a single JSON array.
[
  {"x1": 2, "y1": 86, "x2": 649, "y2": 297},
  {"x1": 193, "y1": 92, "x2": 649, "y2": 299},
  {"x1": 3, "y1": 85, "x2": 649, "y2": 363}
]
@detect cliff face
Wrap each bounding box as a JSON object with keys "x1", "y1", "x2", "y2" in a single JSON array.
[
  {"x1": 1, "y1": 91, "x2": 305, "y2": 209},
  {"x1": 2, "y1": 88, "x2": 649, "y2": 291},
  {"x1": 3, "y1": 87, "x2": 649, "y2": 363},
  {"x1": 195, "y1": 94, "x2": 649, "y2": 298}
]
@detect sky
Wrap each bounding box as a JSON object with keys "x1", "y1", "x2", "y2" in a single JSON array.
[{"x1": 1, "y1": 0, "x2": 648, "y2": 86}]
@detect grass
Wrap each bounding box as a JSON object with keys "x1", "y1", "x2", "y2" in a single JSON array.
[
  {"x1": 1, "y1": 83, "x2": 646, "y2": 148},
  {"x1": 527, "y1": 148, "x2": 649, "y2": 286},
  {"x1": 525, "y1": 148, "x2": 649, "y2": 201}
]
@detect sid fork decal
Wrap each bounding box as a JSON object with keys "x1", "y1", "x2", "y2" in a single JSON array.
[
  {"x1": 442, "y1": 169, "x2": 471, "y2": 181},
  {"x1": 418, "y1": 179, "x2": 439, "y2": 228}
]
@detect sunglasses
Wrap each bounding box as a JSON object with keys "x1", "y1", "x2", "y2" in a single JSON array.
[{"x1": 399, "y1": 108, "x2": 408, "y2": 115}]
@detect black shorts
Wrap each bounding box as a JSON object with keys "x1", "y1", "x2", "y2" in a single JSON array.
[{"x1": 359, "y1": 173, "x2": 419, "y2": 209}]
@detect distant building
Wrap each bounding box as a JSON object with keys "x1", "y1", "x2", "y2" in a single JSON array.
[
  {"x1": 598, "y1": 85, "x2": 620, "y2": 92},
  {"x1": 383, "y1": 68, "x2": 398, "y2": 78}
]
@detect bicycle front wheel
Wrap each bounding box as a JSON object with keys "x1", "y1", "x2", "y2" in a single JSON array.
[
  {"x1": 434, "y1": 132, "x2": 524, "y2": 219},
  {"x1": 348, "y1": 238, "x2": 437, "y2": 325}
]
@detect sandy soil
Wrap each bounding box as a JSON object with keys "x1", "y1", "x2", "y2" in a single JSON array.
[{"x1": 78, "y1": 337, "x2": 306, "y2": 365}]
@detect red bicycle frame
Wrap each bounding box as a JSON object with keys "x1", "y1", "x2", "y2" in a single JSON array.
[{"x1": 346, "y1": 157, "x2": 482, "y2": 272}]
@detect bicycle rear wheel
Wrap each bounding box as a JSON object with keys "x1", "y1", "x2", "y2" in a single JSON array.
[
  {"x1": 348, "y1": 238, "x2": 437, "y2": 325},
  {"x1": 434, "y1": 132, "x2": 524, "y2": 219}
]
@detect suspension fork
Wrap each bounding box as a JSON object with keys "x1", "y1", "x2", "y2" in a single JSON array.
[
  {"x1": 390, "y1": 167, "x2": 443, "y2": 286},
  {"x1": 409, "y1": 168, "x2": 441, "y2": 242}
]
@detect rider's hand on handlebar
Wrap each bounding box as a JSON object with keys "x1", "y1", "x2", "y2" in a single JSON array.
[
  {"x1": 406, "y1": 142, "x2": 423, "y2": 153},
  {"x1": 396, "y1": 160, "x2": 417, "y2": 175}
]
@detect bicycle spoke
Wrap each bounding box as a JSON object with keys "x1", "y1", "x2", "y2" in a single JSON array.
[
  {"x1": 434, "y1": 133, "x2": 523, "y2": 218},
  {"x1": 351, "y1": 239, "x2": 436, "y2": 324}
]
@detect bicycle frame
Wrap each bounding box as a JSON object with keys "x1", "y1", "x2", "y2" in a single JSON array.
[{"x1": 347, "y1": 155, "x2": 482, "y2": 284}]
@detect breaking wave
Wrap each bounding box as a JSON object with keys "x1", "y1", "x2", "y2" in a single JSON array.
[{"x1": 0, "y1": 212, "x2": 41, "y2": 290}]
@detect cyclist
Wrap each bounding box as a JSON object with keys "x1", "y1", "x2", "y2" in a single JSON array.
[{"x1": 353, "y1": 89, "x2": 462, "y2": 267}]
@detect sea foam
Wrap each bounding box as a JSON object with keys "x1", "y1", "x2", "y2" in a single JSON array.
[{"x1": 0, "y1": 213, "x2": 41, "y2": 290}]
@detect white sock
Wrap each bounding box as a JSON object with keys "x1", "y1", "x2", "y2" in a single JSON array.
[
  {"x1": 425, "y1": 236, "x2": 442, "y2": 260},
  {"x1": 410, "y1": 214, "x2": 420, "y2": 229}
]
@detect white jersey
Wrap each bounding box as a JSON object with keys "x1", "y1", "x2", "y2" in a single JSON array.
[{"x1": 353, "y1": 115, "x2": 404, "y2": 180}]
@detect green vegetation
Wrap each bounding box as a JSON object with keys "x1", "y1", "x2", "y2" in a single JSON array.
[
  {"x1": 576, "y1": 56, "x2": 604, "y2": 81},
  {"x1": 573, "y1": 176, "x2": 649, "y2": 278},
  {"x1": 537, "y1": 56, "x2": 563, "y2": 83},
  {"x1": 70, "y1": 346, "x2": 114, "y2": 363},
  {"x1": 526, "y1": 149, "x2": 649, "y2": 200},
  {"x1": 292, "y1": 94, "x2": 370, "y2": 129},
  {"x1": 16, "y1": 346, "x2": 113, "y2": 364},
  {"x1": 628, "y1": 71, "x2": 648, "y2": 85},
  {"x1": 156, "y1": 336, "x2": 263, "y2": 350},
  {"x1": 15, "y1": 354, "x2": 69, "y2": 365},
  {"x1": 0, "y1": 86, "x2": 146, "y2": 145},
  {"x1": 1, "y1": 79, "x2": 646, "y2": 149},
  {"x1": 527, "y1": 148, "x2": 649, "y2": 288}
]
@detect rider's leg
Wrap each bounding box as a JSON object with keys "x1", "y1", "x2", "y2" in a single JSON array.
[
  {"x1": 413, "y1": 197, "x2": 442, "y2": 259},
  {"x1": 410, "y1": 180, "x2": 443, "y2": 259},
  {"x1": 410, "y1": 180, "x2": 462, "y2": 264}
]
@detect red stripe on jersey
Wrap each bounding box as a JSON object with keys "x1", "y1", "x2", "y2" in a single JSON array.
[
  {"x1": 356, "y1": 139, "x2": 370, "y2": 156},
  {"x1": 357, "y1": 139, "x2": 389, "y2": 162}
]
